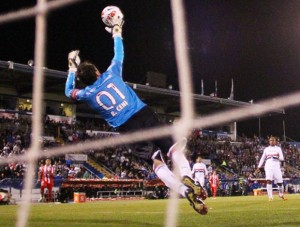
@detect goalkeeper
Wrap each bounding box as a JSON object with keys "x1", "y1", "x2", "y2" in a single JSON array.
[{"x1": 65, "y1": 8, "x2": 207, "y2": 215}]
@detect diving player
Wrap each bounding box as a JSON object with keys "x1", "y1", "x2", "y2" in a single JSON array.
[{"x1": 64, "y1": 10, "x2": 207, "y2": 215}]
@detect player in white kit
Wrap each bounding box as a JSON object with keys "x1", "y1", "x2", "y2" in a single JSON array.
[
  {"x1": 256, "y1": 137, "x2": 287, "y2": 201},
  {"x1": 192, "y1": 156, "x2": 208, "y2": 187}
]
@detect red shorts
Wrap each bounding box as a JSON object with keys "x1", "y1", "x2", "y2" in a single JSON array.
[
  {"x1": 41, "y1": 180, "x2": 53, "y2": 191},
  {"x1": 210, "y1": 186, "x2": 217, "y2": 192}
]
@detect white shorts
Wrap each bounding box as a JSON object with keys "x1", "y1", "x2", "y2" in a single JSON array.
[
  {"x1": 265, "y1": 168, "x2": 283, "y2": 183},
  {"x1": 194, "y1": 175, "x2": 205, "y2": 187}
]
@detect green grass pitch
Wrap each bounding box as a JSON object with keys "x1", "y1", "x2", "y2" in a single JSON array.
[{"x1": 1, "y1": 195, "x2": 299, "y2": 226}]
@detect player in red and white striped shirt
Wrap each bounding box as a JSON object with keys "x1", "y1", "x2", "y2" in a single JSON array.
[
  {"x1": 209, "y1": 171, "x2": 219, "y2": 199},
  {"x1": 38, "y1": 159, "x2": 55, "y2": 202}
]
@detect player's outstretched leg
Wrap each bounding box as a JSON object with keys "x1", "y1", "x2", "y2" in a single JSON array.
[
  {"x1": 185, "y1": 188, "x2": 208, "y2": 215},
  {"x1": 182, "y1": 175, "x2": 207, "y2": 200}
]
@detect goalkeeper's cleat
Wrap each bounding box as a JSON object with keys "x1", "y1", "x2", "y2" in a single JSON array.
[
  {"x1": 185, "y1": 189, "x2": 208, "y2": 215},
  {"x1": 279, "y1": 195, "x2": 287, "y2": 201},
  {"x1": 182, "y1": 175, "x2": 207, "y2": 200}
]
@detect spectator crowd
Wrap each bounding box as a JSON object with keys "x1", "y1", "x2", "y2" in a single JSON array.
[{"x1": 1, "y1": 115, "x2": 300, "y2": 196}]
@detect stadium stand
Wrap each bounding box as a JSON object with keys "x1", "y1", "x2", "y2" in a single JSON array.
[{"x1": 0, "y1": 61, "x2": 299, "y2": 202}]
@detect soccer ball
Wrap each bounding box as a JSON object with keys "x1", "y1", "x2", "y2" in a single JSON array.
[{"x1": 101, "y1": 6, "x2": 123, "y2": 27}]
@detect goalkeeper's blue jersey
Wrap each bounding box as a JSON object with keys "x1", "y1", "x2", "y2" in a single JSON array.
[{"x1": 65, "y1": 37, "x2": 146, "y2": 128}]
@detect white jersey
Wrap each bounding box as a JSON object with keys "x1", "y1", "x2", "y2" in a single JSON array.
[
  {"x1": 192, "y1": 162, "x2": 208, "y2": 176},
  {"x1": 192, "y1": 162, "x2": 208, "y2": 186},
  {"x1": 258, "y1": 145, "x2": 284, "y2": 170}
]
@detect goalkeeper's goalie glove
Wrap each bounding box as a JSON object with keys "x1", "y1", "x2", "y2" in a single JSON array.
[
  {"x1": 68, "y1": 50, "x2": 80, "y2": 72},
  {"x1": 105, "y1": 24, "x2": 123, "y2": 38},
  {"x1": 105, "y1": 16, "x2": 124, "y2": 38}
]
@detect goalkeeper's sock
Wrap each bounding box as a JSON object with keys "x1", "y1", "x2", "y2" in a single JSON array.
[
  {"x1": 266, "y1": 184, "x2": 273, "y2": 199},
  {"x1": 154, "y1": 163, "x2": 188, "y2": 197},
  {"x1": 167, "y1": 138, "x2": 192, "y2": 178}
]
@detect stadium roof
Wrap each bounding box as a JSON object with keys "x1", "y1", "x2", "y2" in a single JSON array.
[{"x1": 0, "y1": 60, "x2": 285, "y2": 117}]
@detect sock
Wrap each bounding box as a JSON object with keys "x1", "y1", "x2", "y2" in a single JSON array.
[
  {"x1": 266, "y1": 184, "x2": 273, "y2": 199},
  {"x1": 278, "y1": 184, "x2": 284, "y2": 197},
  {"x1": 154, "y1": 163, "x2": 188, "y2": 197},
  {"x1": 167, "y1": 139, "x2": 192, "y2": 178}
]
